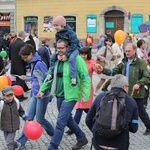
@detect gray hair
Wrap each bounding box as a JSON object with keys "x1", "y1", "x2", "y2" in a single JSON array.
[
  {"x1": 18, "y1": 30, "x2": 26, "y2": 38},
  {"x1": 57, "y1": 39, "x2": 70, "y2": 47},
  {"x1": 110, "y1": 74, "x2": 128, "y2": 88},
  {"x1": 126, "y1": 43, "x2": 137, "y2": 50}
]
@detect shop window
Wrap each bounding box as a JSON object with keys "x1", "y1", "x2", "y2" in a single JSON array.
[
  {"x1": 0, "y1": 12, "x2": 10, "y2": 37},
  {"x1": 64, "y1": 16, "x2": 76, "y2": 32},
  {"x1": 24, "y1": 16, "x2": 38, "y2": 34}
]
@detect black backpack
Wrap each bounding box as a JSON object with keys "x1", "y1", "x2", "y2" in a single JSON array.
[{"x1": 94, "y1": 91, "x2": 128, "y2": 139}]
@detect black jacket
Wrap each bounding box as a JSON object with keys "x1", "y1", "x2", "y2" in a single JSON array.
[
  {"x1": 9, "y1": 38, "x2": 27, "y2": 75},
  {"x1": 86, "y1": 88, "x2": 138, "y2": 149}
]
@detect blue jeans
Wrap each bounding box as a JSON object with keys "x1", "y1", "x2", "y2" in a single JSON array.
[
  {"x1": 74, "y1": 109, "x2": 89, "y2": 124},
  {"x1": 48, "y1": 97, "x2": 85, "y2": 150},
  {"x1": 17, "y1": 95, "x2": 54, "y2": 146}
]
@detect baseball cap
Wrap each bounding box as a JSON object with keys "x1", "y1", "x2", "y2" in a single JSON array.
[{"x1": 2, "y1": 86, "x2": 14, "y2": 95}]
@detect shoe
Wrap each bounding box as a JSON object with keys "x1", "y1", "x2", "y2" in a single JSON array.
[
  {"x1": 71, "y1": 78, "x2": 77, "y2": 88},
  {"x1": 143, "y1": 128, "x2": 150, "y2": 135},
  {"x1": 72, "y1": 136, "x2": 88, "y2": 150},
  {"x1": 24, "y1": 88, "x2": 31, "y2": 92},
  {"x1": 15, "y1": 142, "x2": 21, "y2": 150},
  {"x1": 65, "y1": 129, "x2": 74, "y2": 135},
  {"x1": 102, "y1": 88, "x2": 108, "y2": 91},
  {"x1": 18, "y1": 97, "x2": 28, "y2": 102}
]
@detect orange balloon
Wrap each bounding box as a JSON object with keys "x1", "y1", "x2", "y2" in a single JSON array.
[
  {"x1": 87, "y1": 38, "x2": 92, "y2": 43},
  {"x1": 114, "y1": 30, "x2": 126, "y2": 45},
  {"x1": 0, "y1": 76, "x2": 8, "y2": 90}
]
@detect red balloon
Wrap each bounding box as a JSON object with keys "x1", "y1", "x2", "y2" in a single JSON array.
[
  {"x1": 24, "y1": 121, "x2": 43, "y2": 140},
  {"x1": 12, "y1": 85, "x2": 24, "y2": 96},
  {"x1": 5, "y1": 76, "x2": 12, "y2": 86}
]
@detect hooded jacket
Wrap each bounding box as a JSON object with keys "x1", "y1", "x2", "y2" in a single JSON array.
[
  {"x1": 55, "y1": 24, "x2": 80, "y2": 57},
  {"x1": 30, "y1": 52, "x2": 49, "y2": 96}
]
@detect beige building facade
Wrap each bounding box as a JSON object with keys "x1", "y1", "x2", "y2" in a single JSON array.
[{"x1": 16, "y1": 0, "x2": 150, "y2": 41}]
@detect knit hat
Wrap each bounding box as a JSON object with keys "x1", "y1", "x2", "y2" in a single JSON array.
[
  {"x1": 53, "y1": 16, "x2": 66, "y2": 27},
  {"x1": 2, "y1": 86, "x2": 14, "y2": 95}
]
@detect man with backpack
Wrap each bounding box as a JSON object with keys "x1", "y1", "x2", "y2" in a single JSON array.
[
  {"x1": 96, "y1": 43, "x2": 150, "y2": 135},
  {"x1": 86, "y1": 74, "x2": 138, "y2": 150}
]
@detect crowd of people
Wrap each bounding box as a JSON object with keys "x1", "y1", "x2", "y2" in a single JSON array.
[{"x1": 0, "y1": 15, "x2": 150, "y2": 150}]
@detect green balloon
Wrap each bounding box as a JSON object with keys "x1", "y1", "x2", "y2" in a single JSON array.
[{"x1": 0, "y1": 50, "x2": 7, "y2": 58}]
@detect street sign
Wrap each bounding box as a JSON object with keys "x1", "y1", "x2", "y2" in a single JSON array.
[{"x1": 139, "y1": 24, "x2": 149, "y2": 33}]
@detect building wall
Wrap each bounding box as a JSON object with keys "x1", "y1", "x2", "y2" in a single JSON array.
[{"x1": 16, "y1": 0, "x2": 150, "y2": 41}]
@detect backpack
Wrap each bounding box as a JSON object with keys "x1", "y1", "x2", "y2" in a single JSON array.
[{"x1": 94, "y1": 91, "x2": 127, "y2": 139}]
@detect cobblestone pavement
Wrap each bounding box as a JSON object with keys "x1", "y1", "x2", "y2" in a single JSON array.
[{"x1": 0, "y1": 50, "x2": 150, "y2": 150}]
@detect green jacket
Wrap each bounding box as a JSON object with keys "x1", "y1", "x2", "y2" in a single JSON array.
[
  {"x1": 103, "y1": 56, "x2": 150, "y2": 98},
  {"x1": 39, "y1": 55, "x2": 91, "y2": 102}
]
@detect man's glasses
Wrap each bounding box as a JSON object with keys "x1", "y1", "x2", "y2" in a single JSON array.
[{"x1": 57, "y1": 47, "x2": 65, "y2": 49}]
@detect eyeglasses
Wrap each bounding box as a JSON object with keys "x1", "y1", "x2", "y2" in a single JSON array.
[{"x1": 57, "y1": 47, "x2": 66, "y2": 49}]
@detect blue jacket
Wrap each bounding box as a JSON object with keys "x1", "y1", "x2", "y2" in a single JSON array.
[
  {"x1": 30, "y1": 52, "x2": 49, "y2": 96},
  {"x1": 38, "y1": 44, "x2": 51, "y2": 68},
  {"x1": 86, "y1": 87, "x2": 138, "y2": 149},
  {"x1": 55, "y1": 24, "x2": 80, "y2": 57}
]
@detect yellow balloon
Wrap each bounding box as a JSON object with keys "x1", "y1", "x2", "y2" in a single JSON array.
[{"x1": 114, "y1": 30, "x2": 126, "y2": 45}]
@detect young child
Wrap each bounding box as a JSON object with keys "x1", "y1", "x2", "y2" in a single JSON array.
[
  {"x1": 48, "y1": 15, "x2": 80, "y2": 87},
  {"x1": 0, "y1": 86, "x2": 27, "y2": 150}
]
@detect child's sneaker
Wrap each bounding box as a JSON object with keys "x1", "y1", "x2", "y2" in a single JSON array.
[
  {"x1": 71, "y1": 78, "x2": 77, "y2": 87},
  {"x1": 15, "y1": 142, "x2": 21, "y2": 150},
  {"x1": 45, "y1": 75, "x2": 53, "y2": 83}
]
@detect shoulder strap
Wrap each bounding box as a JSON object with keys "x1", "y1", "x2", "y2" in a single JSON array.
[
  {"x1": 14, "y1": 97, "x2": 20, "y2": 110},
  {"x1": 0, "y1": 100, "x2": 4, "y2": 112},
  {"x1": 103, "y1": 47, "x2": 107, "y2": 57},
  {"x1": 0, "y1": 100, "x2": 3, "y2": 122},
  {"x1": 31, "y1": 60, "x2": 40, "y2": 76}
]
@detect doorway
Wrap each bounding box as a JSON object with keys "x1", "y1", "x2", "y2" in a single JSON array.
[
  {"x1": 99, "y1": 6, "x2": 128, "y2": 35},
  {"x1": 105, "y1": 10, "x2": 124, "y2": 36}
]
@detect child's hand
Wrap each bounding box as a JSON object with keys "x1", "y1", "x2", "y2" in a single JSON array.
[
  {"x1": 57, "y1": 55, "x2": 62, "y2": 61},
  {"x1": 62, "y1": 55, "x2": 67, "y2": 61}
]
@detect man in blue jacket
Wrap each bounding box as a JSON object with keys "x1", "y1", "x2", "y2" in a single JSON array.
[{"x1": 86, "y1": 74, "x2": 138, "y2": 150}]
